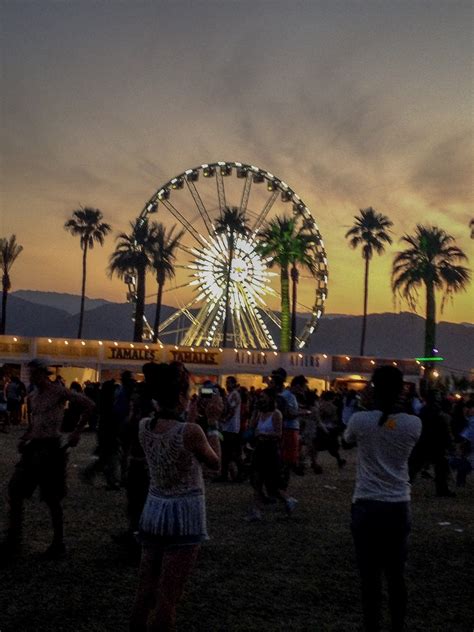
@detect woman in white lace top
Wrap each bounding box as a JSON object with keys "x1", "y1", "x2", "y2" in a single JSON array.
[{"x1": 130, "y1": 362, "x2": 220, "y2": 631}]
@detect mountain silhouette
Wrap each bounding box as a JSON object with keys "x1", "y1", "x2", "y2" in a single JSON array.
[{"x1": 6, "y1": 292, "x2": 473, "y2": 374}]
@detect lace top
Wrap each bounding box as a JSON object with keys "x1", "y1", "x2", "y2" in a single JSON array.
[
  {"x1": 138, "y1": 418, "x2": 207, "y2": 538},
  {"x1": 139, "y1": 418, "x2": 204, "y2": 497}
]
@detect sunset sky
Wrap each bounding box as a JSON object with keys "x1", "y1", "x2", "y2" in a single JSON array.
[{"x1": 1, "y1": 1, "x2": 473, "y2": 324}]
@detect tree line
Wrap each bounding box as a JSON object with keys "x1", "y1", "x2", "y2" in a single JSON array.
[{"x1": 1, "y1": 208, "x2": 471, "y2": 359}]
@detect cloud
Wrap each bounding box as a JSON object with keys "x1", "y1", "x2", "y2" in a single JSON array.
[{"x1": 410, "y1": 131, "x2": 474, "y2": 206}]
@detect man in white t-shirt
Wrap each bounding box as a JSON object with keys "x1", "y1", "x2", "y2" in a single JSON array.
[
  {"x1": 344, "y1": 366, "x2": 421, "y2": 632},
  {"x1": 217, "y1": 376, "x2": 242, "y2": 482}
]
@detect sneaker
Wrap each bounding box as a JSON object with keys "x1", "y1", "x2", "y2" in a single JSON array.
[
  {"x1": 41, "y1": 542, "x2": 66, "y2": 560},
  {"x1": 244, "y1": 509, "x2": 263, "y2": 522},
  {"x1": 285, "y1": 497, "x2": 298, "y2": 515}
]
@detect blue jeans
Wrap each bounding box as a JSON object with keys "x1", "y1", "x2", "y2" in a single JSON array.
[{"x1": 351, "y1": 500, "x2": 411, "y2": 632}]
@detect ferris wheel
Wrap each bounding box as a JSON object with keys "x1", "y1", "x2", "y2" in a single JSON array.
[{"x1": 127, "y1": 161, "x2": 328, "y2": 350}]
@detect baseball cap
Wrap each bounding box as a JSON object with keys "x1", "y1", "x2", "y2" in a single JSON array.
[{"x1": 270, "y1": 367, "x2": 287, "y2": 381}]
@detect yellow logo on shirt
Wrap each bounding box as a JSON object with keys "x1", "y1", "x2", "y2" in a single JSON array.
[{"x1": 385, "y1": 418, "x2": 397, "y2": 430}]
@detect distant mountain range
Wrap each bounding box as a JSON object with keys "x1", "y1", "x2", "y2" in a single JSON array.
[{"x1": 4, "y1": 291, "x2": 474, "y2": 374}]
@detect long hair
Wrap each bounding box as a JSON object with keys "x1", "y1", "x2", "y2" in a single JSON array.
[
  {"x1": 150, "y1": 362, "x2": 190, "y2": 411},
  {"x1": 372, "y1": 366, "x2": 404, "y2": 426}
]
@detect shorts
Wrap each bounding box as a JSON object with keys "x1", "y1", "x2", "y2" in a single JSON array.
[{"x1": 9, "y1": 438, "x2": 68, "y2": 502}]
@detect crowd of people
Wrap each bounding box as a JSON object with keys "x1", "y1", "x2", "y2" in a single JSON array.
[{"x1": 0, "y1": 359, "x2": 473, "y2": 631}]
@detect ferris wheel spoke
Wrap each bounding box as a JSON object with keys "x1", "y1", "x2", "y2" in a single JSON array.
[
  {"x1": 215, "y1": 171, "x2": 227, "y2": 212},
  {"x1": 239, "y1": 171, "x2": 253, "y2": 216},
  {"x1": 176, "y1": 242, "x2": 198, "y2": 257},
  {"x1": 185, "y1": 180, "x2": 215, "y2": 236},
  {"x1": 160, "y1": 198, "x2": 205, "y2": 246},
  {"x1": 182, "y1": 300, "x2": 222, "y2": 347},
  {"x1": 259, "y1": 303, "x2": 282, "y2": 329},
  {"x1": 236, "y1": 287, "x2": 275, "y2": 348},
  {"x1": 234, "y1": 306, "x2": 256, "y2": 349},
  {"x1": 157, "y1": 299, "x2": 200, "y2": 336},
  {"x1": 251, "y1": 189, "x2": 280, "y2": 234}
]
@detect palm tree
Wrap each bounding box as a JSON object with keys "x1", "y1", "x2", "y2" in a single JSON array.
[
  {"x1": 257, "y1": 215, "x2": 318, "y2": 352},
  {"x1": 64, "y1": 207, "x2": 111, "y2": 338},
  {"x1": 214, "y1": 206, "x2": 249, "y2": 347},
  {"x1": 109, "y1": 218, "x2": 154, "y2": 342},
  {"x1": 345, "y1": 207, "x2": 393, "y2": 356},
  {"x1": 0, "y1": 235, "x2": 23, "y2": 335},
  {"x1": 149, "y1": 222, "x2": 184, "y2": 343},
  {"x1": 392, "y1": 225, "x2": 471, "y2": 360}
]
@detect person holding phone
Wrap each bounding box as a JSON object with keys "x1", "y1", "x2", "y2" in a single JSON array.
[{"x1": 130, "y1": 362, "x2": 220, "y2": 631}]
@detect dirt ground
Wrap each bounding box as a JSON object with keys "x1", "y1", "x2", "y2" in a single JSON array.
[{"x1": 0, "y1": 427, "x2": 472, "y2": 631}]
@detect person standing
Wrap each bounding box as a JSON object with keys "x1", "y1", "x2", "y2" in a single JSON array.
[
  {"x1": 6, "y1": 375, "x2": 26, "y2": 426},
  {"x1": 344, "y1": 366, "x2": 421, "y2": 632},
  {"x1": 1, "y1": 359, "x2": 95, "y2": 561},
  {"x1": 246, "y1": 388, "x2": 297, "y2": 521},
  {"x1": 409, "y1": 390, "x2": 455, "y2": 497},
  {"x1": 130, "y1": 362, "x2": 220, "y2": 631},
  {"x1": 217, "y1": 376, "x2": 242, "y2": 482}
]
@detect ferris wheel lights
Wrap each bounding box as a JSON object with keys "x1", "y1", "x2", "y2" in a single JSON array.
[
  {"x1": 281, "y1": 190, "x2": 293, "y2": 202},
  {"x1": 171, "y1": 178, "x2": 184, "y2": 190},
  {"x1": 158, "y1": 188, "x2": 170, "y2": 200},
  {"x1": 267, "y1": 179, "x2": 279, "y2": 191},
  {"x1": 146, "y1": 201, "x2": 158, "y2": 213},
  {"x1": 293, "y1": 202, "x2": 305, "y2": 213},
  {"x1": 185, "y1": 170, "x2": 199, "y2": 181},
  {"x1": 203, "y1": 165, "x2": 215, "y2": 177},
  {"x1": 219, "y1": 164, "x2": 232, "y2": 176}
]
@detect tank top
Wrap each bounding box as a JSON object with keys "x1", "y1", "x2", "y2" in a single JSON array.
[{"x1": 256, "y1": 412, "x2": 276, "y2": 435}]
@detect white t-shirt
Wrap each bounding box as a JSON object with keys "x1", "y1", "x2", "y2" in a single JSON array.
[
  {"x1": 344, "y1": 410, "x2": 421, "y2": 503},
  {"x1": 221, "y1": 389, "x2": 241, "y2": 434}
]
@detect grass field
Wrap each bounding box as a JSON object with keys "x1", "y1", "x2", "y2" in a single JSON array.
[{"x1": 0, "y1": 428, "x2": 472, "y2": 632}]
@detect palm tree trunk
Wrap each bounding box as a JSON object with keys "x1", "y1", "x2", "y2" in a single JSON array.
[
  {"x1": 290, "y1": 264, "x2": 299, "y2": 352},
  {"x1": 77, "y1": 243, "x2": 88, "y2": 338},
  {"x1": 360, "y1": 255, "x2": 370, "y2": 356},
  {"x1": 0, "y1": 275, "x2": 8, "y2": 335},
  {"x1": 280, "y1": 267, "x2": 291, "y2": 352},
  {"x1": 424, "y1": 280, "x2": 436, "y2": 359},
  {"x1": 153, "y1": 277, "x2": 164, "y2": 343},
  {"x1": 222, "y1": 242, "x2": 234, "y2": 348},
  {"x1": 134, "y1": 264, "x2": 146, "y2": 342}
]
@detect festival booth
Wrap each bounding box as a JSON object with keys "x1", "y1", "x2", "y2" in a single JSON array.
[{"x1": 0, "y1": 335, "x2": 421, "y2": 391}]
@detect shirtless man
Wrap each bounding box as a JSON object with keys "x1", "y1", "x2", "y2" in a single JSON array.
[{"x1": 1, "y1": 359, "x2": 95, "y2": 561}]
